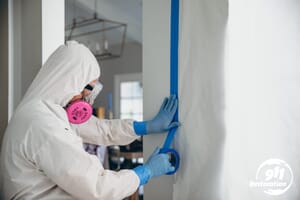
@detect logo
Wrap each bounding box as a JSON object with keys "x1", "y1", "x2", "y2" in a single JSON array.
[{"x1": 249, "y1": 159, "x2": 293, "y2": 196}]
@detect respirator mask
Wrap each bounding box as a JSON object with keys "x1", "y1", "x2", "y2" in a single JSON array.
[{"x1": 66, "y1": 81, "x2": 103, "y2": 124}]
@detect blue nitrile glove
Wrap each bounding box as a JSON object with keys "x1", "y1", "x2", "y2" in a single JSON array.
[
  {"x1": 133, "y1": 95, "x2": 179, "y2": 135},
  {"x1": 133, "y1": 148, "x2": 175, "y2": 186}
]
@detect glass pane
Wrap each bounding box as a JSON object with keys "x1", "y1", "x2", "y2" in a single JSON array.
[
  {"x1": 121, "y1": 81, "x2": 143, "y2": 98},
  {"x1": 120, "y1": 80, "x2": 143, "y2": 121},
  {"x1": 121, "y1": 99, "x2": 142, "y2": 116},
  {"x1": 121, "y1": 99, "x2": 133, "y2": 114},
  {"x1": 132, "y1": 114, "x2": 143, "y2": 121},
  {"x1": 131, "y1": 82, "x2": 143, "y2": 97},
  {"x1": 120, "y1": 82, "x2": 132, "y2": 98},
  {"x1": 121, "y1": 99, "x2": 142, "y2": 114},
  {"x1": 120, "y1": 113, "x2": 132, "y2": 119},
  {"x1": 120, "y1": 113, "x2": 143, "y2": 121}
]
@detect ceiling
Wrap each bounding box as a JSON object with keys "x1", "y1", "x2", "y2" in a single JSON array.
[{"x1": 65, "y1": 0, "x2": 142, "y2": 44}]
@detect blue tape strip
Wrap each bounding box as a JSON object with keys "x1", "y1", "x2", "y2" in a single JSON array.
[{"x1": 163, "y1": 0, "x2": 179, "y2": 149}]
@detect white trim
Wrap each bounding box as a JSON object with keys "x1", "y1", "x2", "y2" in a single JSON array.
[{"x1": 114, "y1": 73, "x2": 142, "y2": 119}]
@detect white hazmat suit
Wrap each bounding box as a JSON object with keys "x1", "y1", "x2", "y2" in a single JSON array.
[{"x1": 0, "y1": 41, "x2": 140, "y2": 200}]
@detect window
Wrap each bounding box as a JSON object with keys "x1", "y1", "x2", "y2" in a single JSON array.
[
  {"x1": 120, "y1": 81, "x2": 143, "y2": 120},
  {"x1": 114, "y1": 73, "x2": 143, "y2": 120}
]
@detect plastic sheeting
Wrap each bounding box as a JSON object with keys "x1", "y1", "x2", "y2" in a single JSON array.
[
  {"x1": 173, "y1": 0, "x2": 300, "y2": 199},
  {"x1": 173, "y1": 0, "x2": 228, "y2": 199}
]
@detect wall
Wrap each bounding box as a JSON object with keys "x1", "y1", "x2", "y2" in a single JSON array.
[
  {"x1": 143, "y1": 0, "x2": 174, "y2": 199},
  {"x1": 0, "y1": 0, "x2": 9, "y2": 144},
  {"x1": 10, "y1": 0, "x2": 22, "y2": 117},
  {"x1": 42, "y1": 0, "x2": 65, "y2": 64},
  {"x1": 10, "y1": 0, "x2": 64, "y2": 113},
  {"x1": 20, "y1": 0, "x2": 42, "y2": 100},
  {"x1": 94, "y1": 42, "x2": 142, "y2": 116}
]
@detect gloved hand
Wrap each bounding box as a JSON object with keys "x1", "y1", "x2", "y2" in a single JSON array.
[
  {"x1": 133, "y1": 95, "x2": 179, "y2": 135},
  {"x1": 133, "y1": 148, "x2": 175, "y2": 185}
]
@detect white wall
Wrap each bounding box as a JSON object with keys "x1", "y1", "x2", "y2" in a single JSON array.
[
  {"x1": 42, "y1": 0, "x2": 65, "y2": 64},
  {"x1": 10, "y1": 0, "x2": 64, "y2": 114},
  {"x1": 19, "y1": 0, "x2": 42, "y2": 102},
  {"x1": 10, "y1": 0, "x2": 22, "y2": 118},
  {"x1": 143, "y1": 1, "x2": 174, "y2": 199}
]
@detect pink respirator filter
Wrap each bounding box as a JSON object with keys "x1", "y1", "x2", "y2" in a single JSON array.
[{"x1": 66, "y1": 100, "x2": 93, "y2": 124}]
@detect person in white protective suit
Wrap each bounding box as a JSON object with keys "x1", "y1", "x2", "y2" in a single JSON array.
[{"x1": 0, "y1": 41, "x2": 179, "y2": 199}]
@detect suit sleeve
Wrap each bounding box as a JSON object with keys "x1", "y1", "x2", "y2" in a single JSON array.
[
  {"x1": 33, "y1": 126, "x2": 140, "y2": 200},
  {"x1": 71, "y1": 116, "x2": 139, "y2": 146}
]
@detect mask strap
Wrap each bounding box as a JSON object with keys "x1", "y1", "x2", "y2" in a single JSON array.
[{"x1": 84, "y1": 84, "x2": 94, "y2": 91}]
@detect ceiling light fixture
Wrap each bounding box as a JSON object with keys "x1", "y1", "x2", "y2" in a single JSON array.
[{"x1": 65, "y1": 0, "x2": 127, "y2": 60}]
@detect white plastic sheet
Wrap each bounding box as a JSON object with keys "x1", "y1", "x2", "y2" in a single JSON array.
[
  {"x1": 173, "y1": 0, "x2": 228, "y2": 199},
  {"x1": 173, "y1": 0, "x2": 300, "y2": 199}
]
